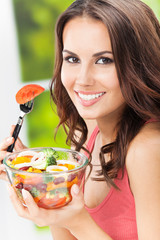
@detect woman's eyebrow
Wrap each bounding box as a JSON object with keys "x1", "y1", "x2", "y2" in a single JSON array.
[
  {"x1": 62, "y1": 49, "x2": 113, "y2": 56},
  {"x1": 93, "y1": 50, "x2": 113, "y2": 57},
  {"x1": 62, "y1": 49, "x2": 78, "y2": 56}
]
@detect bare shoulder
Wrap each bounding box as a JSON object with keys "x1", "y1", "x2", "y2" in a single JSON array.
[
  {"x1": 126, "y1": 121, "x2": 160, "y2": 178},
  {"x1": 126, "y1": 121, "x2": 160, "y2": 164},
  {"x1": 126, "y1": 121, "x2": 160, "y2": 194}
]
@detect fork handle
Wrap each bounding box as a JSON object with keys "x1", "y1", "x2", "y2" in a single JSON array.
[{"x1": 7, "y1": 117, "x2": 23, "y2": 152}]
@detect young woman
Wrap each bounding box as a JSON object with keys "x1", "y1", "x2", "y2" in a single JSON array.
[{"x1": 0, "y1": 0, "x2": 160, "y2": 239}]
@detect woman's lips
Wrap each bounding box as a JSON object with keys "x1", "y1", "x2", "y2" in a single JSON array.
[{"x1": 75, "y1": 91, "x2": 106, "y2": 107}]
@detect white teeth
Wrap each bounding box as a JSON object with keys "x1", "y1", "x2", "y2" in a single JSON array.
[{"x1": 78, "y1": 92, "x2": 104, "y2": 101}]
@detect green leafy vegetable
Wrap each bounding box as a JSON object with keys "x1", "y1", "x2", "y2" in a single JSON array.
[
  {"x1": 42, "y1": 148, "x2": 57, "y2": 166},
  {"x1": 30, "y1": 187, "x2": 40, "y2": 198},
  {"x1": 42, "y1": 175, "x2": 54, "y2": 184}
]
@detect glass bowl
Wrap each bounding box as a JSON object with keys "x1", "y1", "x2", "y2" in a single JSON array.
[{"x1": 4, "y1": 147, "x2": 88, "y2": 209}]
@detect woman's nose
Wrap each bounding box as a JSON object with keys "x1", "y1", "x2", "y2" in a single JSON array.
[{"x1": 75, "y1": 64, "x2": 94, "y2": 86}]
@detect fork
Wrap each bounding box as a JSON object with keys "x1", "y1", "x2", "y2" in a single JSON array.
[{"x1": 7, "y1": 100, "x2": 34, "y2": 152}]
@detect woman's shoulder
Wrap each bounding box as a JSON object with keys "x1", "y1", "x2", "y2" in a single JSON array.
[
  {"x1": 126, "y1": 121, "x2": 160, "y2": 191},
  {"x1": 127, "y1": 121, "x2": 160, "y2": 155}
]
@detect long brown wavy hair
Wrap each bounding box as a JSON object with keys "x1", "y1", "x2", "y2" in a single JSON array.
[{"x1": 50, "y1": 0, "x2": 160, "y2": 187}]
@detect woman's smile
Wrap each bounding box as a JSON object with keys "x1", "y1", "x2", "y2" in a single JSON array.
[{"x1": 75, "y1": 90, "x2": 106, "y2": 107}]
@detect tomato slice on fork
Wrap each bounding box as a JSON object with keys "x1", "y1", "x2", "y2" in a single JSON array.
[{"x1": 16, "y1": 84, "x2": 45, "y2": 104}]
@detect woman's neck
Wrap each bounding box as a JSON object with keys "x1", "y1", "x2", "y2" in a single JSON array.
[
  {"x1": 96, "y1": 104, "x2": 125, "y2": 146},
  {"x1": 96, "y1": 117, "x2": 119, "y2": 146}
]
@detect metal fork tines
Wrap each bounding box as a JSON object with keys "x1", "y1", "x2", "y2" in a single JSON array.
[
  {"x1": 7, "y1": 100, "x2": 34, "y2": 152},
  {"x1": 20, "y1": 100, "x2": 33, "y2": 115}
]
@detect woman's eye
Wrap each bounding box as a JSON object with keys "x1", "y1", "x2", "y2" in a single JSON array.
[
  {"x1": 96, "y1": 57, "x2": 113, "y2": 64},
  {"x1": 64, "y1": 56, "x2": 80, "y2": 63}
]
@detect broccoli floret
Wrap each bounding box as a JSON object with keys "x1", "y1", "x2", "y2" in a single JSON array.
[
  {"x1": 42, "y1": 148, "x2": 57, "y2": 166},
  {"x1": 30, "y1": 187, "x2": 40, "y2": 198},
  {"x1": 46, "y1": 155, "x2": 56, "y2": 166},
  {"x1": 44, "y1": 148, "x2": 59, "y2": 159}
]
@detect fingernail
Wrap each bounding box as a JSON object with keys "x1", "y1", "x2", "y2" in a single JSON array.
[
  {"x1": 7, "y1": 137, "x2": 13, "y2": 142},
  {"x1": 22, "y1": 189, "x2": 28, "y2": 200},
  {"x1": 73, "y1": 184, "x2": 79, "y2": 195}
]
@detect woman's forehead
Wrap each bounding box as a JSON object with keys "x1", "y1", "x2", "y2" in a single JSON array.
[{"x1": 62, "y1": 16, "x2": 112, "y2": 53}]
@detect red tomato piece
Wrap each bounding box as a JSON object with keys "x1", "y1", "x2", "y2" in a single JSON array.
[
  {"x1": 16, "y1": 84, "x2": 45, "y2": 104},
  {"x1": 37, "y1": 195, "x2": 67, "y2": 209},
  {"x1": 23, "y1": 176, "x2": 42, "y2": 185}
]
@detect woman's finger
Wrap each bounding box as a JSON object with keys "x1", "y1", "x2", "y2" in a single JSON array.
[
  {"x1": 8, "y1": 185, "x2": 48, "y2": 227},
  {"x1": 14, "y1": 138, "x2": 27, "y2": 152},
  {"x1": 0, "y1": 150, "x2": 10, "y2": 162},
  {"x1": 7, "y1": 184, "x2": 31, "y2": 220},
  {"x1": 0, "y1": 165, "x2": 8, "y2": 181},
  {"x1": 0, "y1": 137, "x2": 14, "y2": 151},
  {"x1": 22, "y1": 189, "x2": 40, "y2": 218},
  {"x1": 71, "y1": 184, "x2": 84, "y2": 205}
]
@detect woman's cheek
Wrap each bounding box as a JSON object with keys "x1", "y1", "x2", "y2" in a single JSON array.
[
  {"x1": 61, "y1": 64, "x2": 71, "y2": 86},
  {"x1": 61, "y1": 63, "x2": 66, "y2": 86},
  {"x1": 61, "y1": 65, "x2": 77, "y2": 90}
]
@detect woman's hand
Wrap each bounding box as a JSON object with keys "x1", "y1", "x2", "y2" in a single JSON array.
[
  {"x1": 0, "y1": 125, "x2": 26, "y2": 181},
  {"x1": 8, "y1": 183, "x2": 88, "y2": 230}
]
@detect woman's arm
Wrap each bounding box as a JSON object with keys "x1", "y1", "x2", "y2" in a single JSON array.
[
  {"x1": 50, "y1": 226, "x2": 77, "y2": 240},
  {"x1": 68, "y1": 210, "x2": 112, "y2": 240},
  {"x1": 126, "y1": 123, "x2": 160, "y2": 240}
]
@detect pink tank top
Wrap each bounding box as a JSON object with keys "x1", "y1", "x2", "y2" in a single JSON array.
[{"x1": 85, "y1": 126, "x2": 138, "y2": 240}]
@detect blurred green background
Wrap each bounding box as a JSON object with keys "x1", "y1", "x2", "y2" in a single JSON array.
[
  {"x1": 13, "y1": 0, "x2": 75, "y2": 148},
  {"x1": 12, "y1": 0, "x2": 160, "y2": 148}
]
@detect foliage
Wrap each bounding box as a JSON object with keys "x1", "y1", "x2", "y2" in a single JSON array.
[
  {"x1": 26, "y1": 90, "x2": 69, "y2": 148},
  {"x1": 143, "y1": 0, "x2": 160, "y2": 19},
  {"x1": 13, "y1": 0, "x2": 74, "y2": 82}
]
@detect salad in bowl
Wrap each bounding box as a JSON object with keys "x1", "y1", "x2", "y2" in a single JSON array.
[{"x1": 4, "y1": 147, "x2": 89, "y2": 209}]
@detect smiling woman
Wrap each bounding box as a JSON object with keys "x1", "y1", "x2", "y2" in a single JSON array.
[
  {"x1": 0, "y1": 0, "x2": 160, "y2": 240},
  {"x1": 8, "y1": 0, "x2": 159, "y2": 149}
]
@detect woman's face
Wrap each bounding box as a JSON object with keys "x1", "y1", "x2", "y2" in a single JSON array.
[{"x1": 61, "y1": 16, "x2": 125, "y2": 121}]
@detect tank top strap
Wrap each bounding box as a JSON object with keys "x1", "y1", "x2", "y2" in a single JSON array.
[
  {"x1": 86, "y1": 119, "x2": 159, "y2": 154},
  {"x1": 145, "y1": 118, "x2": 160, "y2": 124},
  {"x1": 86, "y1": 126, "x2": 99, "y2": 153}
]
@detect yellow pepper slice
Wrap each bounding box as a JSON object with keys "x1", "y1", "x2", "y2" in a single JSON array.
[
  {"x1": 12, "y1": 156, "x2": 32, "y2": 165},
  {"x1": 27, "y1": 167, "x2": 42, "y2": 173}
]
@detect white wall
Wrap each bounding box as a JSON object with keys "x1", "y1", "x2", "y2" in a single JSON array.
[
  {"x1": 0, "y1": 1, "x2": 52, "y2": 239},
  {"x1": 0, "y1": 0, "x2": 26, "y2": 142}
]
